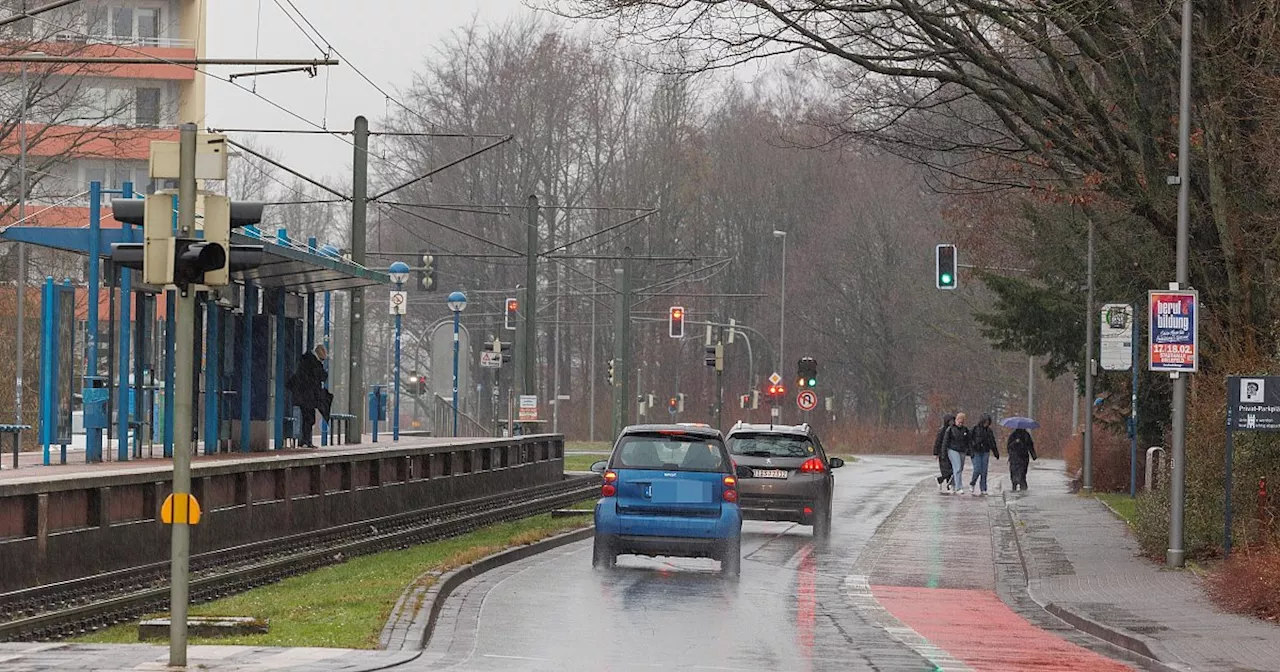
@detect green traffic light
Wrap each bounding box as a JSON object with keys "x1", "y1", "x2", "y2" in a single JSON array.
[
  {"x1": 808, "y1": 378, "x2": 817, "y2": 386},
  {"x1": 940, "y1": 273, "x2": 953, "y2": 284}
]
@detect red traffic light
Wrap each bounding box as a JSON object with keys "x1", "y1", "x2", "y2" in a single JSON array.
[
  {"x1": 669, "y1": 305, "x2": 686, "y2": 338},
  {"x1": 507, "y1": 298, "x2": 519, "y2": 311}
]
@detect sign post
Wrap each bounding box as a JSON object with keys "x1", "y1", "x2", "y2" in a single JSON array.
[
  {"x1": 1101, "y1": 304, "x2": 1139, "y2": 496},
  {"x1": 1224, "y1": 375, "x2": 1280, "y2": 556}
]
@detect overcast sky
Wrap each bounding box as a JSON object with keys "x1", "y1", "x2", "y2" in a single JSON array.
[{"x1": 205, "y1": 1, "x2": 530, "y2": 187}]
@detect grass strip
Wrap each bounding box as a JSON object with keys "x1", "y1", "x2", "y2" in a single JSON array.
[
  {"x1": 70, "y1": 509, "x2": 591, "y2": 649},
  {"x1": 1095, "y1": 492, "x2": 1137, "y2": 526}
]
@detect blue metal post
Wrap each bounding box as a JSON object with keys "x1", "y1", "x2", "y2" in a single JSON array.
[
  {"x1": 204, "y1": 299, "x2": 220, "y2": 455},
  {"x1": 241, "y1": 284, "x2": 256, "y2": 452},
  {"x1": 85, "y1": 181, "x2": 102, "y2": 462},
  {"x1": 273, "y1": 290, "x2": 286, "y2": 450},
  {"x1": 371, "y1": 386, "x2": 380, "y2": 443},
  {"x1": 40, "y1": 277, "x2": 53, "y2": 465},
  {"x1": 452, "y1": 309, "x2": 461, "y2": 438},
  {"x1": 321, "y1": 291, "x2": 330, "y2": 445},
  {"x1": 1131, "y1": 306, "x2": 1139, "y2": 498},
  {"x1": 116, "y1": 182, "x2": 134, "y2": 461},
  {"x1": 393, "y1": 303, "x2": 402, "y2": 441},
  {"x1": 163, "y1": 290, "x2": 175, "y2": 457},
  {"x1": 133, "y1": 291, "x2": 146, "y2": 458}
]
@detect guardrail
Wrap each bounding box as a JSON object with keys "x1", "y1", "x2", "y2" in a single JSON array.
[{"x1": 433, "y1": 394, "x2": 491, "y2": 437}]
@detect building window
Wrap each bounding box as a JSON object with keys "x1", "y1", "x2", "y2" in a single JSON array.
[
  {"x1": 136, "y1": 8, "x2": 159, "y2": 43},
  {"x1": 85, "y1": 167, "x2": 107, "y2": 190},
  {"x1": 87, "y1": 6, "x2": 107, "y2": 36},
  {"x1": 111, "y1": 7, "x2": 133, "y2": 40},
  {"x1": 135, "y1": 88, "x2": 161, "y2": 127}
]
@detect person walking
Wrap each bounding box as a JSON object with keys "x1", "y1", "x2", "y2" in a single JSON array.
[
  {"x1": 288, "y1": 344, "x2": 329, "y2": 448},
  {"x1": 968, "y1": 414, "x2": 999, "y2": 496},
  {"x1": 933, "y1": 414, "x2": 956, "y2": 493},
  {"x1": 943, "y1": 412, "x2": 972, "y2": 494},
  {"x1": 1007, "y1": 427, "x2": 1037, "y2": 491}
]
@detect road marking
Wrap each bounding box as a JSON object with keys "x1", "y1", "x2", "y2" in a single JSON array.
[
  {"x1": 845, "y1": 574, "x2": 976, "y2": 672},
  {"x1": 483, "y1": 654, "x2": 554, "y2": 661}
]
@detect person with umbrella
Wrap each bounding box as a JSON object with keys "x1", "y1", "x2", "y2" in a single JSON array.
[
  {"x1": 1001, "y1": 417, "x2": 1039, "y2": 491},
  {"x1": 288, "y1": 344, "x2": 331, "y2": 448}
]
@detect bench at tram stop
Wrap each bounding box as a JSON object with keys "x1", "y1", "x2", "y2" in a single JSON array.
[
  {"x1": 328, "y1": 414, "x2": 356, "y2": 446},
  {"x1": 0, "y1": 424, "x2": 32, "y2": 469}
]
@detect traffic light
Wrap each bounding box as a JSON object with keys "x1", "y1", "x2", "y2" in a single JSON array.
[
  {"x1": 498, "y1": 340, "x2": 512, "y2": 364},
  {"x1": 407, "y1": 371, "x2": 425, "y2": 396},
  {"x1": 705, "y1": 342, "x2": 724, "y2": 370},
  {"x1": 669, "y1": 306, "x2": 685, "y2": 338},
  {"x1": 606, "y1": 358, "x2": 615, "y2": 385},
  {"x1": 740, "y1": 394, "x2": 750, "y2": 409},
  {"x1": 668, "y1": 396, "x2": 678, "y2": 413},
  {"x1": 416, "y1": 251, "x2": 437, "y2": 292},
  {"x1": 765, "y1": 382, "x2": 786, "y2": 401},
  {"x1": 504, "y1": 297, "x2": 518, "y2": 330},
  {"x1": 109, "y1": 196, "x2": 264, "y2": 289},
  {"x1": 936, "y1": 244, "x2": 957, "y2": 289},
  {"x1": 797, "y1": 357, "x2": 818, "y2": 388}
]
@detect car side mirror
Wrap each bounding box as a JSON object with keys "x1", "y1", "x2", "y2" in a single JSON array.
[
  {"x1": 829, "y1": 457, "x2": 845, "y2": 469},
  {"x1": 590, "y1": 460, "x2": 608, "y2": 474},
  {"x1": 735, "y1": 464, "x2": 753, "y2": 479}
]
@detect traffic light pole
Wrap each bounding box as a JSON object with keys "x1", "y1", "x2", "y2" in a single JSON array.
[
  {"x1": 523, "y1": 195, "x2": 538, "y2": 397},
  {"x1": 347, "y1": 116, "x2": 369, "y2": 444},
  {"x1": 168, "y1": 122, "x2": 198, "y2": 668}
]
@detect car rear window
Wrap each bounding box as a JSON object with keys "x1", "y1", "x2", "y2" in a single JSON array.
[
  {"x1": 727, "y1": 433, "x2": 816, "y2": 458},
  {"x1": 613, "y1": 433, "x2": 729, "y2": 472}
]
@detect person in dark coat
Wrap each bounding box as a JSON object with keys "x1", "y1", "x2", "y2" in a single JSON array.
[
  {"x1": 1007, "y1": 428, "x2": 1037, "y2": 491},
  {"x1": 289, "y1": 344, "x2": 328, "y2": 448},
  {"x1": 942, "y1": 412, "x2": 972, "y2": 494},
  {"x1": 933, "y1": 414, "x2": 956, "y2": 494},
  {"x1": 968, "y1": 414, "x2": 999, "y2": 496}
]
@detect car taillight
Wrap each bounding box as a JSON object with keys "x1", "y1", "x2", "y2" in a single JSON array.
[
  {"x1": 602, "y1": 470, "x2": 617, "y2": 497},
  {"x1": 723, "y1": 475, "x2": 738, "y2": 503},
  {"x1": 800, "y1": 458, "x2": 825, "y2": 474}
]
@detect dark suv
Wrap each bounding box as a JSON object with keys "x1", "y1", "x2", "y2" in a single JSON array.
[{"x1": 724, "y1": 423, "x2": 843, "y2": 538}]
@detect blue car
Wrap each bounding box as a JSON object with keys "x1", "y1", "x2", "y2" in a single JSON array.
[{"x1": 591, "y1": 424, "x2": 747, "y2": 577}]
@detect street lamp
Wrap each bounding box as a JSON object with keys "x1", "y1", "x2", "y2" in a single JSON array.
[
  {"x1": 447, "y1": 290, "x2": 468, "y2": 437},
  {"x1": 388, "y1": 262, "x2": 409, "y2": 441},
  {"x1": 772, "y1": 229, "x2": 787, "y2": 383}
]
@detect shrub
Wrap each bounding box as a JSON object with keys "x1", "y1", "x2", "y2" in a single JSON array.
[{"x1": 1205, "y1": 546, "x2": 1280, "y2": 622}]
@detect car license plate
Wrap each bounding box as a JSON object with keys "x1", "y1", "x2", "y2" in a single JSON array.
[{"x1": 752, "y1": 469, "x2": 787, "y2": 479}]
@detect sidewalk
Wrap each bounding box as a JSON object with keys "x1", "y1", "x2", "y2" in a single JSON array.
[
  {"x1": 1005, "y1": 461, "x2": 1280, "y2": 672},
  {"x1": 0, "y1": 643, "x2": 416, "y2": 671}
]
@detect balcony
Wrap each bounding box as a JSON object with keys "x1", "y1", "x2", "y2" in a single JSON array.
[{"x1": 53, "y1": 32, "x2": 196, "y2": 50}]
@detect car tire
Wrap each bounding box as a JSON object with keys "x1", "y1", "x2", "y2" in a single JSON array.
[
  {"x1": 721, "y1": 536, "x2": 741, "y2": 579},
  {"x1": 812, "y1": 499, "x2": 832, "y2": 539},
  {"x1": 592, "y1": 535, "x2": 616, "y2": 569}
]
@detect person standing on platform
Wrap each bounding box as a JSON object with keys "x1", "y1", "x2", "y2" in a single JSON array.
[{"x1": 288, "y1": 344, "x2": 329, "y2": 448}]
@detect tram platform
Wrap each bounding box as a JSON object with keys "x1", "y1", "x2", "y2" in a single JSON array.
[{"x1": 0, "y1": 433, "x2": 566, "y2": 592}]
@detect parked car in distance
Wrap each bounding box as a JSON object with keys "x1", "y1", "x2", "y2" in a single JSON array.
[
  {"x1": 724, "y1": 422, "x2": 843, "y2": 538},
  {"x1": 591, "y1": 424, "x2": 748, "y2": 578}
]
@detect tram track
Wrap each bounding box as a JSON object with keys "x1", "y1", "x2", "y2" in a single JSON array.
[{"x1": 0, "y1": 476, "x2": 599, "y2": 642}]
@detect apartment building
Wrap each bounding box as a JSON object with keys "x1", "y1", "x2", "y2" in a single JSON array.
[{"x1": 4, "y1": 0, "x2": 207, "y2": 226}]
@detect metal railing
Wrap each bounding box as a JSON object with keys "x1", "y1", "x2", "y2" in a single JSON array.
[
  {"x1": 433, "y1": 394, "x2": 491, "y2": 437},
  {"x1": 55, "y1": 33, "x2": 196, "y2": 49}
]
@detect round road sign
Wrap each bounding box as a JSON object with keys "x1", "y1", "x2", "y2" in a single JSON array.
[{"x1": 797, "y1": 390, "x2": 818, "y2": 412}]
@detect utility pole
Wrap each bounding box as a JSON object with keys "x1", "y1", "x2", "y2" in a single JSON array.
[
  {"x1": 588, "y1": 261, "x2": 597, "y2": 442},
  {"x1": 1083, "y1": 215, "x2": 1095, "y2": 494},
  {"x1": 1027, "y1": 355, "x2": 1035, "y2": 417},
  {"x1": 346, "y1": 116, "x2": 368, "y2": 444},
  {"x1": 523, "y1": 195, "x2": 538, "y2": 397},
  {"x1": 611, "y1": 248, "x2": 633, "y2": 437},
  {"x1": 1168, "y1": 0, "x2": 1193, "y2": 569},
  {"x1": 168, "y1": 122, "x2": 198, "y2": 667}
]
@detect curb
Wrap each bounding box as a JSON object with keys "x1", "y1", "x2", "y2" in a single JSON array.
[
  {"x1": 380, "y1": 526, "x2": 594, "y2": 651},
  {"x1": 1000, "y1": 490, "x2": 1189, "y2": 672}
]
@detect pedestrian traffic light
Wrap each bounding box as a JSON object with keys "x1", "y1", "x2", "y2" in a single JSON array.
[
  {"x1": 740, "y1": 394, "x2": 750, "y2": 409},
  {"x1": 668, "y1": 396, "x2": 678, "y2": 412},
  {"x1": 504, "y1": 297, "x2": 518, "y2": 330},
  {"x1": 416, "y1": 251, "x2": 437, "y2": 292},
  {"x1": 936, "y1": 244, "x2": 957, "y2": 290},
  {"x1": 669, "y1": 306, "x2": 685, "y2": 338},
  {"x1": 705, "y1": 343, "x2": 716, "y2": 368},
  {"x1": 606, "y1": 358, "x2": 615, "y2": 385},
  {"x1": 109, "y1": 196, "x2": 265, "y2": 290},
  {"x1": 497, "y1": 340, "x2": 512, "y2": 364},
  {"x1": 797, "y1": 357, "x2": 818, "y2": 388}
]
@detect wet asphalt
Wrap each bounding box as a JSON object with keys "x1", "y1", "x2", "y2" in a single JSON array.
[{"x1": 420, "y1": 456, "x2": 947, "y2": 672}]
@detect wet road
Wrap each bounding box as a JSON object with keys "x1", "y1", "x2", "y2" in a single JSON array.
[{"x1": 419, "y1": 456, "x2": 1147, "y2": 672}]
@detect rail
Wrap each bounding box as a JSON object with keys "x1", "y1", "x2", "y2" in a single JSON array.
[
  {"x1": 0, "y1": 475, "x2": 598, "y2": 641},
  {"x1": 433, "y1": 394, "x2": 491, "y2": 437}
]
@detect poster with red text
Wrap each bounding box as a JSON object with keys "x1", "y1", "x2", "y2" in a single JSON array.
[{"x1": 1148, "y1": 290, "x2": 1198, "y2": 373}]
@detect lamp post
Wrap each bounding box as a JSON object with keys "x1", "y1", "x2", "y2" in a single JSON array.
[
  {"x1": 388, "y1": 262, "x2": 409, "y2": 441},
  {"x1": 447, "y1": 291, "x2": 468, "y2": 437},
  {"x1": 772, "y1": 229, "x2": 787, "y2": 373}
]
